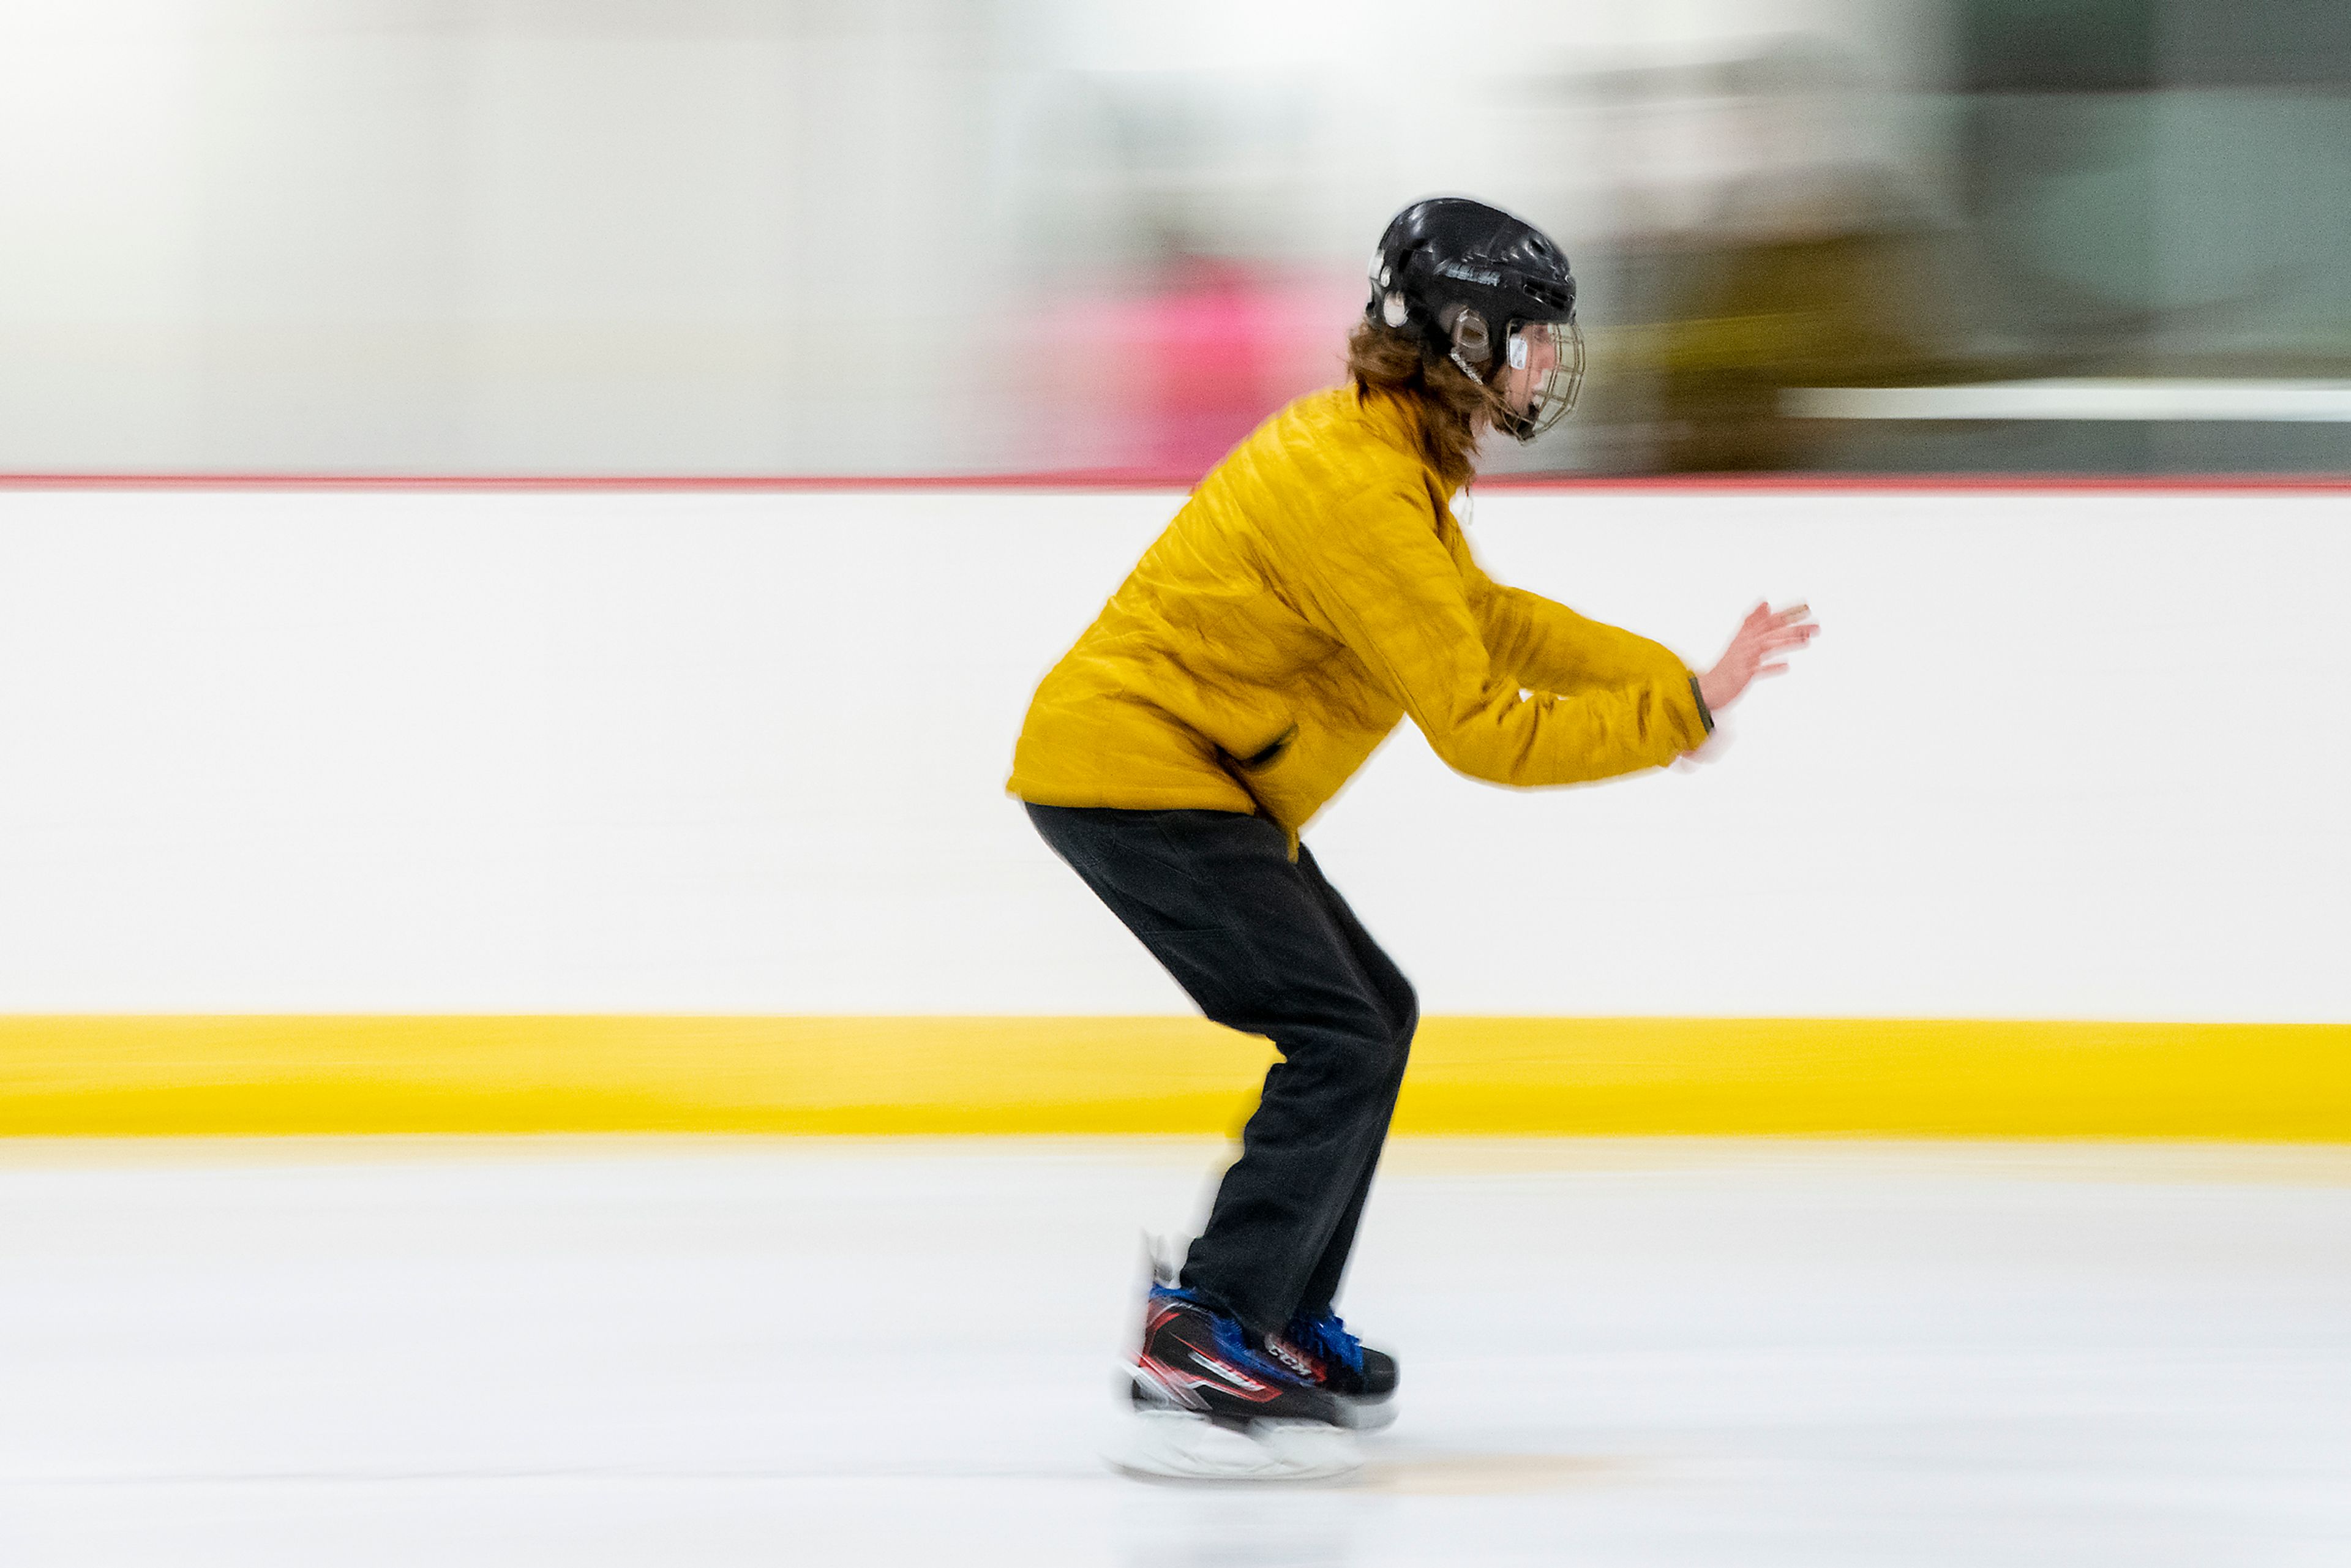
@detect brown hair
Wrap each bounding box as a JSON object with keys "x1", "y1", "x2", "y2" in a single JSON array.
[{"x1": 1344, "y1": 319, "x2": 1488, "y2": 491}]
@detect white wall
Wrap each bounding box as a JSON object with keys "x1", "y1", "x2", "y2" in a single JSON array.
[
  {"x1": 0, "y1": 485, "x2": 2343, "y2": 1021},
  {"x1": 0, "y1": 1, "x2": 1007, "y2": 473}
]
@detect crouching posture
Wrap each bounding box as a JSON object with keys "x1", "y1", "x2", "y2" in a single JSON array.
[{"x1": 1010, "y1": 197, "x2": 1816, "y2": 1480}]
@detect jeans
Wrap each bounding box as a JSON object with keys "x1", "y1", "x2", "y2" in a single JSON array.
[{"x1": 1025, "y1": 804, "x2": 1417, "y2": 1334}]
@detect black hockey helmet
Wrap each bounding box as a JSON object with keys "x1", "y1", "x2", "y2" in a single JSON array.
[{"x1": 1365, "y1": 197, "x2": 1585, "y2": 441}]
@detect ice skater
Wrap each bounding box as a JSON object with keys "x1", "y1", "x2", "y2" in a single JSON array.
[{"x1": 1010, "y1": 197, "x2": 1817, "y2": 1479}]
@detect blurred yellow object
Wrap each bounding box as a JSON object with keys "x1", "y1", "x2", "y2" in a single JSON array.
[
  {"x1": 1009, "y1": 386, "x2": 1707, "y2": 843},
  {"x1": 2, "y1": 1015, "x2": 2345, "y2": 1141}
]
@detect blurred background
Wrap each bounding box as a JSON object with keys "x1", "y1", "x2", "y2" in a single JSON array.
[
  {"x1": 5, "y1": 5, "x2": 2351, "y2": 1556},
  {"x1": 4, "y1": 0, "x2": 2347, "y2": 480}
]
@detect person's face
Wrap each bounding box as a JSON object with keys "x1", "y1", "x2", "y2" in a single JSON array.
[
  {"x1": 1500, "y1": 324, "x2": 1560, "y2": 413},
  {"x1": 1490, "y1": 317, "x2": 1586, "y2": 440}
]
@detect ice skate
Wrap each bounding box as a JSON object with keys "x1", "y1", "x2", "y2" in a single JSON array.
[
  {"x1": 1273, "y1": 1308, "x2": 1400, "y2": 1431},
  {"x1": 1108, "y1": 1284, "x2": 1362, "y2": 1482}
]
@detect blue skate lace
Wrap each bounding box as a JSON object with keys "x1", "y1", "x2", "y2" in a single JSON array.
[{"x1": 1288, "y1": 1310, "x2": 1366, "y2": 1377}]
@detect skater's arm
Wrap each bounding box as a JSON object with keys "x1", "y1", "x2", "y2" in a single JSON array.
[
  {"x1": 1287, "y1": 486, "x2": 1710, "y2": 787},
  {"x1": 1471, "y1": 576, "x2": 1694, "y2": 696}
]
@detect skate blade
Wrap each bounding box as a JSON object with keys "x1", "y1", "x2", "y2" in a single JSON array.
[
  {"x1": 1109, "y1": 1409, "x2": 1362, "y2": 1483},
  {"x1": 1335, "y1": 1394, "x2": 1398, "y2": 1431}
]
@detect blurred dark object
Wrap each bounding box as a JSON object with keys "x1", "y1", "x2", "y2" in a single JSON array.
[
  {"x1": 1592, "y1": 11, "x2": 2351, "y2": 476},
  {"x1": 1963, "y1": 0, "x2": 2159, "y2": 92},
  {"x1": 1962, "y1": 0, "x2": 2351, "y2": 92},
  {"x1": 2165, "y1": 0, "x2": 2351, "y2": 87},
  {"x1": 1940, "y1": 0, "x2": 2351, "y2": 471},
  {"x1": 1582, "y1": 40, "x2": 1965, "y2": 473},
  {"x1": 1646, "y1": 171, "x2": 1946, "y2": 472}
]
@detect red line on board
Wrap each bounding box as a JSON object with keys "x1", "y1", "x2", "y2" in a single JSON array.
[
  {"x1": 0, "y1": 470, "x2": 1188, "y2": 493},
  {"x1": 1, "y1": 471, "x2": 2346, "y2": 495},
  {"x1": 1480, "y1": 472, "x2": 2351, "y2": 494}
]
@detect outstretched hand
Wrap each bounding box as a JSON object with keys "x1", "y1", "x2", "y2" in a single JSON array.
[{"x1": 1697, "y1": 602, "x2": 1817, "y2": 715}]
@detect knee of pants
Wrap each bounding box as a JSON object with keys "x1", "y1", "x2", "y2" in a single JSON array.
[
  {"x1": 1296, "y1": 1010, "x2": 1409, "y2": 1101},
  {"x1": 1334, "y1": 996, "x2": 1415, "y2": 1099}
]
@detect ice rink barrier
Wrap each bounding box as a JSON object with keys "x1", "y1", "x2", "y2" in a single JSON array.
[{"x1": 2, "y1": 476, "x2": 2345, "y2": 1137}]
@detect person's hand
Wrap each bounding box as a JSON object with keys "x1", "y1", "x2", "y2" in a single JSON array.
[{"x1": 1697, "y1": 602, "x2": 1817, "y2": 715}]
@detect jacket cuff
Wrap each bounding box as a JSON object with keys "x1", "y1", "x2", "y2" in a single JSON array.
[{"x1": 1687, "y1": 674, "x2": 1715, "y2": 735}]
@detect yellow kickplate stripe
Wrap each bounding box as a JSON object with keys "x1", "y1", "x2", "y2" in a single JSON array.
[{"x1": 1, "y1": 1015, "x2": 2345, "y2": 1139}]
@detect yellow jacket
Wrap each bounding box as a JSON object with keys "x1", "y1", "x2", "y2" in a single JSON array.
[{"x1": 1009, "y1": 386, "x2": 1712, "y2": 840}]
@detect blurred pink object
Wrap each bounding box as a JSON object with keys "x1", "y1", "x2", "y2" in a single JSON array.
[
  {"x1": 1035, "y1": 262, "x2": 1355, "y2": 481},
  {"x1": 1135, "y1": 255, "x2": 1281, "y2": 474}
]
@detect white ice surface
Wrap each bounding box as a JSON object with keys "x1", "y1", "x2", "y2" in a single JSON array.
[{"x1": 3, "y1": 1138, "x2": 2349, "y2": 1567}]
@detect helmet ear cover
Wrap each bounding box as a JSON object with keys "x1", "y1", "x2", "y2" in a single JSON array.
[{"x1": 1439, "y1": 303, "x2": 1493, "y2": 372}]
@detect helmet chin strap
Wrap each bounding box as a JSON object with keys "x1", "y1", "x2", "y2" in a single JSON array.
[{"x1": 1453, "y1": 333, "x2": 1541, "y2": 437}]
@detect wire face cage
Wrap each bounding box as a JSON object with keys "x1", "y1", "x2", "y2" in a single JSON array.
[{"x1": 1505, "y1": 316, "x2": 1585, "y2": 440}]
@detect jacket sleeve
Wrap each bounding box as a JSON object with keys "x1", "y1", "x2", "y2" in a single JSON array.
[
  {"x1": 1470, "y1": 573, "x2": 1695, "y2": 696},
  {"x1": 1286, "y1": 486, "x2": 1711, "y2": 787}
]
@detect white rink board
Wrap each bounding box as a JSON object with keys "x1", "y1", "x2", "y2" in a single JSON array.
[{"x1": 0, "y1": 485, "x2": 2344, "y2": 1019}]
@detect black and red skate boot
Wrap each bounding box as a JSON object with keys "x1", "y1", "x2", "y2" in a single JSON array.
[
  {"x1": 1271, "y1": 1308, "x2": 1400, "y2": 1430},
  {"x1": 1115, "y1": 1284, "x2": 1358, "y2": 1480},
  {"x1": 1130, "y1": 1284, "x2": 1343, "y2": 1425}
]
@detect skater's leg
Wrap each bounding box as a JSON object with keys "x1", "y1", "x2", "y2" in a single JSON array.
[
  {"x1": 1289, "y1": 844, "x2": 1417, "y2": 1318},
  {"x1": 1027, "y1": 805, "x2": 1401, "y2": 1335},
  {"x1": 1180, "y1": 969, "x2": 1399, "y2": 1335}
]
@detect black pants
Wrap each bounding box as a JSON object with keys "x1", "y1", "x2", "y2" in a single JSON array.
[{"x1": 1026, "y1": 804, "x2": 1417, "y2": 1334}]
